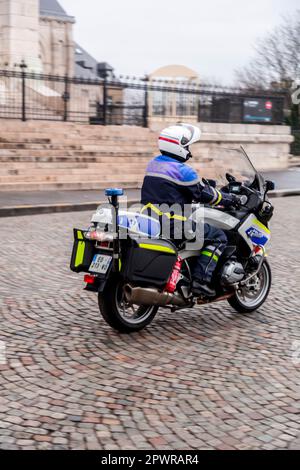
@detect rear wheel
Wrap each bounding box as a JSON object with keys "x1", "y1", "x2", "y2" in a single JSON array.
[
  {"x1": 228, "y1": 260, "x2": 271, "y2": 313},
  {"x1": 98, "y1": 276, "x2": 158, "y2": 333}
]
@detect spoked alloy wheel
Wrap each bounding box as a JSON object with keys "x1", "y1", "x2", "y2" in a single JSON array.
[
  {"x1": 228, "y1": 260, "x2": 271, "y2": 313},
  {"x1": 115, "y1": 282, "x2": 156, "y2": 325},
  {"x1": 98, "y1": 277, "x2": 158, "y2": 333}
]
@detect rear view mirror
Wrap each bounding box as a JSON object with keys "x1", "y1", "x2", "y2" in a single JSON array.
[
  {"x1": 202, "y1": 178, "x2": 216, "y2": 188},
  {"x1": 226, "y1": 173, "x2": 236, "y2": 183},
  {"x1": 207, "y1": 179, "x2": 217, "y2": 188},
  {"x1": 266, "y1": 180, "x2": 275, "y2": 192}
]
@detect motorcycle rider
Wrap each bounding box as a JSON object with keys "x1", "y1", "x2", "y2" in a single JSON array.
[{"x1": 140, "y1": 123, "x2": 240, "y2": 298}]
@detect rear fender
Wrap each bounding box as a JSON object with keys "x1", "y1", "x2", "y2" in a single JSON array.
[
  {"x1": 98, "y1": 278, "x2": 110, "y2": 293},
  {"x1": 84, "y1": 275, "x2": 112, "y2": 293}
]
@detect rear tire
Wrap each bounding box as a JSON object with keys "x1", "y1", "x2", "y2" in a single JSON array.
[
  {"x1": 228, "y1": 259, "x2": 272, "y2": 313},
  {"x1": 98, "y1": 276, "x2": 159, "y2": 333}
]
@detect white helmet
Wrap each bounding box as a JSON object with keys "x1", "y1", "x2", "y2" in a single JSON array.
[{"x1": 158, "y1": 123, "x2": 201, "y2": 162}]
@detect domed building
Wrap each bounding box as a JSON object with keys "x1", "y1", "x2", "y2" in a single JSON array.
[{"x1": 148, "y1": 65, "x2": 200, "y2": 122}]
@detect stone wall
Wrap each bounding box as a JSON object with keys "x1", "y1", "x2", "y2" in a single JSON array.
[
  {"x1": 39, "y1": 14, "x2": 74, "y2": 77},
  {"x1": 0, "y1": 0, "x2": 75, "y2": 75},
  {"x1": 150, "y1": 121, "x2": 293, "y2": 170},
  {"x1": 0, "y1": 0, "x2": 41, "y2": 70},
  {"x1": 0, "y1": 121, "x2": 293, "y2": 192}
]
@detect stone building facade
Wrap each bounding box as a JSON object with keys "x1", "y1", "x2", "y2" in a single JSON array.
[
  {"x1": 0, "y1": 0, "x2": 100, "y2": 78},
  {"x1": 40, "y1": 0, "x2": 75, "y2": 76},
  {"x1": 0, "y1": 0, "x2": 124, "y2": 123}
]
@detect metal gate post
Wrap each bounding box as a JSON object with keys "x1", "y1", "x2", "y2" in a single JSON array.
[
  {"x1": 143, "y1": 75, "x2": 149, "y2": 128},
  {"x1": 103, "y1": 75, "x2": 107, "y2": 125},
  {"x1": 62, "y1": 75, "x2": 70, "y2": 122},
  {"x1": 20, "y1": 61, "x2": 27, "y2": 122}
]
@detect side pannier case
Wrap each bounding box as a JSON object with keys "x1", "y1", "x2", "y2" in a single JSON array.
[
  {"x1": 122, "y1": 237, "x2": 177, "y2": 287},
  {"x1": 70, "y1": 229, "x2": 95, "y2": 273}
]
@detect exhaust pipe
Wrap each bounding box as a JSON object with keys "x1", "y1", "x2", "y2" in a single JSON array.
[{"x1": 124, "y1": 284, "x2": 187, "y2": 307}]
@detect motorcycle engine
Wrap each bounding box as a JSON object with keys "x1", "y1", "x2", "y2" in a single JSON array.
[{"x1": 220, "y1": 260, "x2": 245, "y2": 286}]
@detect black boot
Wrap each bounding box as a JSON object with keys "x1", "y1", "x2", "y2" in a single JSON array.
[{"x1": 192, "y1": 279, "x2": 216, "y2": 298}]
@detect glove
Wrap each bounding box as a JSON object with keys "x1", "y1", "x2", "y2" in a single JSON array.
[{"x1": 230, "y1": 194, "x2": 243, "y2": 209}]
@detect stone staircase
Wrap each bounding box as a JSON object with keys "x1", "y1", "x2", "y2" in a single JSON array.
[
  {"x1": 0, "y1": 122, "x2": 158, "y2": 191},
  {"x1": 0, "y1": 120, "x2": 292, "y2": 192}
]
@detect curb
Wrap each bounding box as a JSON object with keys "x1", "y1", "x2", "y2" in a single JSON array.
[
  {"x1": 268, "y1": 189, "x2": 300, "y2": 198},
  {"x1": 0, "y1": 199, "x2": 140, "y2": 218},
  {"x1": 0, "y1": 189, "x2": 300, "y2": 217}
]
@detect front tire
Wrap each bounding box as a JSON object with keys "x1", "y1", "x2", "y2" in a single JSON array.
[
  {"x1": 98, "y1": 276, "x2": 159, "y2": 333},
  {"x1": 228, "y1": 259, "x2": 272, "y2": 313}
]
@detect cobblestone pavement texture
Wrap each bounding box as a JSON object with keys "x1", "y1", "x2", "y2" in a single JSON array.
[{"x1": 0, "y1": 197, "x2": 299, "y2": 450}]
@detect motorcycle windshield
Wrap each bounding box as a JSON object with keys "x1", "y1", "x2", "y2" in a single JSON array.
[{"x1": 195, "y1": 147, "x2": 258, "y2": 188}]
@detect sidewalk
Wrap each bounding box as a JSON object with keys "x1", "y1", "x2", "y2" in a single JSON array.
[
  {"x1": 0, "y1": 170, "x2": 299, "y2": 217},
  {"x1": 0, "y1": 188, "x2": 140, "y2": 207},
  {"x1": 0, "y1": 189, "x2": 140, "y2": 217}
]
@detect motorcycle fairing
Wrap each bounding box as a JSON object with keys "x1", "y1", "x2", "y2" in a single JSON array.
[
  {"x1": 238, "y1": 214, "x2": 271, "y2": 249},
  {"x1": 191, "y1": 207, "x2": 240, "y2": 231},
  {"x1": 180, "y1": 206, "x2": 240, "y2": 255}
]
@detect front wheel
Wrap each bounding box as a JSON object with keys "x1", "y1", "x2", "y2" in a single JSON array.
[
  {"x1": 98, "y1": 276, "x2": 159, "y2": 333},
  {"x1": 228, "y1": 260, "x2": 272, "y2": 313}
]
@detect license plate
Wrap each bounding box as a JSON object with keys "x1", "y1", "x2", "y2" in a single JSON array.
[{"x1": 89, "y1": 254, "x2": 112, "y2": 274}]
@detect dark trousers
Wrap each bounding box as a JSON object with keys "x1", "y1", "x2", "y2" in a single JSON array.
[
  {"x1": 141, "y1": 206, "x2": 227, "y2": 283},
  {"x1": 193, "y1": 223, "x2": 227, "y2": 283}
]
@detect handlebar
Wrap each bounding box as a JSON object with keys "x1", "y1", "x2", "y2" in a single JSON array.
[
  {"x1": 225, "y1": 194, "x2": 248, "y2": 210},
  {"x1": 237, "y1": 194, "x2": 248, "y2": 206}
]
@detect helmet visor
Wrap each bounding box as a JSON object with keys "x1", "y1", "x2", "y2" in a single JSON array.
[{"x1": 179, "y1": 123, "x2": 201, "y2": 146}]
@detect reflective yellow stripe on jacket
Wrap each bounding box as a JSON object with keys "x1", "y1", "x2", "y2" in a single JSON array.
[
  {"x1": 212, "y1": 189, "x2": 223, "y2": 206},
  {"x1": 141, "y1": 203, "x2": 187, "y2": 221}
]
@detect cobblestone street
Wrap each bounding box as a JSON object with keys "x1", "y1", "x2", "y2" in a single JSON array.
[{"x1": 0, "y1": 197, "x2": 299, "y2": 450}]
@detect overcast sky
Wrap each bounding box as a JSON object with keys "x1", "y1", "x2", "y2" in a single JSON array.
[{"x1": 60, "y1": 0, "x2": 299, "y2": 84}]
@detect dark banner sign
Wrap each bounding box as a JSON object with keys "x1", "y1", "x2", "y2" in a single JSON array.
[{"x1": 243, "y1": 98, "x2": 273, "y2": 123}]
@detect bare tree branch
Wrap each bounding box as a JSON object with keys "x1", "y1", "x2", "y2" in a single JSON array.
[{"x1": 235, "y1": 11, "x2": 300, "y2": 89}]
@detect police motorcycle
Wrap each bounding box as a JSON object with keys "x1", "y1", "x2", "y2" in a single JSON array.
[{"x1": 70, "y1": 147, "x2": 275, "y2": 333}]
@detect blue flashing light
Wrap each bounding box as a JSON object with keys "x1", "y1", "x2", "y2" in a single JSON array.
[{"x1": 105, "y1": 188, "x2": 124, "y2": 197}]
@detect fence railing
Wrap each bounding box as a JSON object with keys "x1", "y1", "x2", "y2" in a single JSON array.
[{"x1": 0, "y1": 69, "x2": 287, "y2": 127}]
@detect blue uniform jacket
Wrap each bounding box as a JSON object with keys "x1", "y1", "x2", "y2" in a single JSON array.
[{"x1": 141, "y1": 155, "x2": 233, "y2": 209}]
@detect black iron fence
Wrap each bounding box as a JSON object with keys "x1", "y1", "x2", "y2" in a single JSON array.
[{"x1": 0, "y1": 69, "x2": 287, "y2": 126}]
